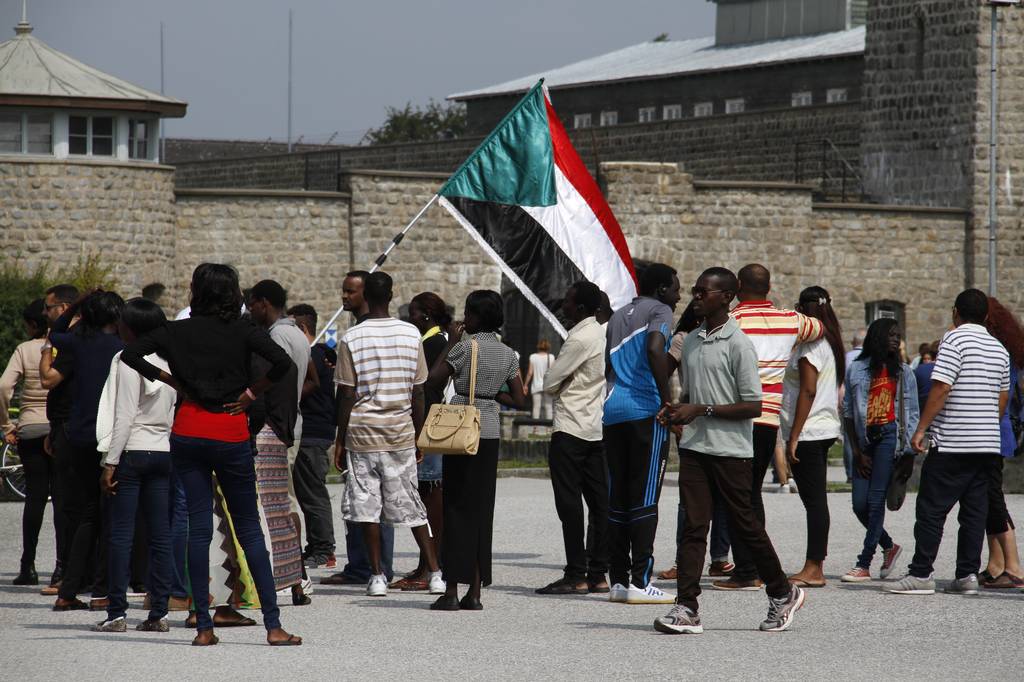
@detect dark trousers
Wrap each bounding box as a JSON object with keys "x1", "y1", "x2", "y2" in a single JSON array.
[
  {"x1": 294, "y1": 438, "x2": 336, "y2": 556},
  {"x1": 18, "y1": 435, "x2": 62, "y2": 568},
  {"x1": 675, "y1": 445, "x2": 730, "y2": 562},
  {"x1": 168, "y1": 467, "x2": 188, "y2": 599},
  {"x1": 442, "y1": 439, "x2": 499, "y2": 586},
  {"x1": 51, "y1": 423, "x2": 75, "y2": 570},
  {"x1": 985, "y1": 456, "x2": 1015, "y2": 535},
  {"x1": 730, "y1": 424, "x2": 778, "y2": 581},
  {"x1": 342, "y1": 522, "x2": 395, "y2": 581},
  {"x1": 58, "y1": 443, "x2": 107, "y2": 600},
  {"x1": 677, "y1": 450, "x2": 789, "y2": 611},
  {"x1": 789, "y1": 438, "x2": 835, "y2": 562},
  {"x1": 909, "y1": 449, "x2": 995, "y2": 580},
  {"x1": 548, "y1": 431, "x2": 609, "y2": 580},
  {"x1": 604, "y1": 418, "x2": 669, "y2": 588},
  {"x1": 106, "y1": 451, "x2": 173, "y2": 622},
  {"x1": 170, "y1": 435, "x2": 280, "y2": 632}
]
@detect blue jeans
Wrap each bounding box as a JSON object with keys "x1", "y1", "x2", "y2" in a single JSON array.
[
  {"x1": 851, "y1": 423, "x2": 896, "y2": 568},
  {"x1": 342, "y1": 522, "x2": 394, "y2": 580},
  {"x1": 170, "y1": 435, "x2": 281, "y2": 632},
  {"x1": 107, "y1": 450, "x2": 174, "y2": 622},
  {"x1": 168, "y1": 467, "x2": 189, "y2": 599},
  {"x1": 418, "y1": 454, "x2": 442, "y2": 482}
]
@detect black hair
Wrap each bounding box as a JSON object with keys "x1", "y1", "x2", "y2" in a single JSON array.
[
  {"x1": 78, "y1": 290, "x2": 125, "y2": 335},
  {"x1": 141, "y1": 283, "x2": 166, "y2": 302},
  {"x1": 858, "y1": 317, "x2": 901, "y2": 379},
  {"x1": 570, "y1": 281, "x2": 601, "y2": 316},
  {"x1": 955, "y1": 288, "x2": 988, "y2": 324},
  {"x1": 22, "y1": 299, "x2": 47, "y2": 338},
  {"x1": 250, "y1": 279, "x2": 287, "y2": 310},
  {"x1": 638, "y1": 262, "x2": 677, "y2": 297},
  {"x1": 699, "y1": 266, "x2": 739, "y2": 293},
  {"x1": 674, "y1": 299, "x2": 702, "y2": 334},
  {"x1": 122, "y1": 297, "x2": 167, "y2": 338},
  {"x1": 465, "y1": 290, "x2": 504, "y2": 332},
  {"x1": 45, "y1": 283, "x2": 78, "y2": 306},
  {"x1": 190, "y1": 263, "x2": 242, "y2": 322},
  {"x1": 346, "y1": 270, "x2": 370, "y2": 282},
  {"x1": 410, "y1": 292, "x2": 452, "y2": 327},
  {"x1": 737, "y1": 264, "x2": 770, "y2": 296},
  {"x1": 287, "y1": 303, "x2": 317, "y2": 335},
  {"x1": 798, "y1": 286, "x2": 845, "y2": 385},
  {"x1": 364, "y1": 272, "x2": 394, "y2": 306}
]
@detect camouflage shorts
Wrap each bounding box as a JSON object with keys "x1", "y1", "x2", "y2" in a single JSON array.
[{"x1": 341, "y1": 448, "x2": 428, "y2": 527}]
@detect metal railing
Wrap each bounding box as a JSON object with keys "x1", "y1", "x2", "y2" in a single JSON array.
[{"x1": 794, "y1": 139, "x2": 863, "y2": 202}]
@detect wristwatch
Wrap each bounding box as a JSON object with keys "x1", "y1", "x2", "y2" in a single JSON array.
[{"x1": 704, "y1": 405, "x2": 714, "y2": 418}]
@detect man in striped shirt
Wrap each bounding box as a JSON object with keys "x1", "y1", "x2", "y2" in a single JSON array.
[
  {"x1": 333, "y1": 272, "x2": 444, "y2": 597},
  {"x1": 716, "y1": 264, "x2": 823, "y2": 590},
  {"x1": 887, "y1": 289, "x2": 1010, "y2": 596}
]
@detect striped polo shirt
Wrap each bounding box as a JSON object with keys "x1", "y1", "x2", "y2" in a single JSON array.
[
  {"x1": 335, "y1": 318, "x2": 428, "y2": 453},
  {"x1": 731, "y1": 300, "x2": 824, "y2": 428},
  {"x1": 929, "y1": 323, "x2": 1010, "y2": 455}
]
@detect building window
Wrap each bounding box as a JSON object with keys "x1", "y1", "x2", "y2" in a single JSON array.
[
  {"x1": 69, "y1": 115, "x2": 115, "y2": 156},
  {"x1": 725, "y1": 98, "x2": 745, "y2": 114},
  {"x1": 663, "y1": 104, "x2": 682, "y2": 120},
  {"x1": 693, "y1": 102, "x2": 713, "y2": 118},
  {"x1": 791, "y1": 91, "x2": 813, "y2": 107},
  {"x1": 0, "y1": 112, "x2": 52, "y2": 154},
  {"x1": 128, "y1": 119, "x2": 151, "y2": 159},
  {"x1": 599, "y1": 110, "x2": 618, "y2": 127},
  {"x1": 826, "y1": 88, "x2": 848, "y2": 104},
  {"x1": 865, "y1": 300, "x2": 906, "y2": 337},
  {"x1": 573, "y1": 113, "x2": 592, "y2": 129},
  {"x1": 638, "y1": 107, "x2": 656, "y2": 123}
]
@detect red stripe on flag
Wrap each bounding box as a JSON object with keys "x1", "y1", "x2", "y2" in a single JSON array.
[{"x1": 543, "y1": 96, "x2": 637, "y2": 289}]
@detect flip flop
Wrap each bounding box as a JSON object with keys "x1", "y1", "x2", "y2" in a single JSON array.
[
  {"x1": 788, "y1": 578, "x2": 826, "y2": 588},
  {"x1": 269, "y1": 634, "x2": 303, "y2": 646}
]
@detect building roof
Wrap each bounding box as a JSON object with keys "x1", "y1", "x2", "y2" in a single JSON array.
[
  {"x1": 0, "y1": 19, "x2": 186, "y2": 117},
  {"x1": 449, "y1": 26, "x2": 864, "y2": 100}
]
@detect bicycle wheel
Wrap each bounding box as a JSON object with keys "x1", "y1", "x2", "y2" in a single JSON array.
[{"x1": 1, "y1": 441, "x2": 27, "y2": 500}]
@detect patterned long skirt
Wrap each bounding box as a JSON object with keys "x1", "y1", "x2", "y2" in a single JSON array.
[{"x1": 254, "y1": 426, "x2": 303, "y2": 591}]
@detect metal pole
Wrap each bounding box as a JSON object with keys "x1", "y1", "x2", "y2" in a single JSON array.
[
  {"x1": 988, "y1": 5, "x2": 999, "y2": 296},
  {"x1": 311, "y1": 194, "x2": 440, "y2": 345},
  {"x1": 287, "y1": 9, "x2": 293, "y2": 153},
  {"x1": 160, "y1": 21, "x2": 165, "y2": 162}
]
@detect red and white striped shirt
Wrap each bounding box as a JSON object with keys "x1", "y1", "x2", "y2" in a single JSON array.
[{"x1": 731, "y1": 300, "x2": 824, "y2": 428}]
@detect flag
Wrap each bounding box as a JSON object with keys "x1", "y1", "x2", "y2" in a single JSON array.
[{"x1": 438, "y1": 80, "x2": 637, "y2": 338}]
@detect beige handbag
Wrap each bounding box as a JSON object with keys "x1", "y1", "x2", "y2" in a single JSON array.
[{"x1": 416, "y1": 339, "x2": 481, "y2": 455}]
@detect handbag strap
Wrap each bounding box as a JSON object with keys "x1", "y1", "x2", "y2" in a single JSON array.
[{"x1": 468, "y1": 339, "x2": 478, "y2": 403}]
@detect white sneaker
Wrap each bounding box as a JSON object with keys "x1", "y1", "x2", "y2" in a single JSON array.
[
  {"x1": 787, "y1": 478, "x2": 799, "y2": 494},
  {"x1": 366, "y1": 573, "x2": 388, "y2": 597},
  {"x1": 608, "y1": 583, "x2": 629, "y2": 603},
  {"x1": 776, "y1": 483, "x2": 791, "y2": 494},
  {"x1": 427, "y1": 571, "x2": 446, "y2": 595},
  {"x1": 626, "y1": 583, "x2": 675, "y2": 604}
]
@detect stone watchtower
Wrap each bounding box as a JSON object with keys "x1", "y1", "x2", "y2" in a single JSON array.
[{"x1": 859, "y1": 0, "x2": 1023, "y2": 298}]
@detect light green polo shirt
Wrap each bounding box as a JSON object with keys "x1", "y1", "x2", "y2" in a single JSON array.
[{"x1": 679, "y1": 316, "x2": 762, "y2": 458}]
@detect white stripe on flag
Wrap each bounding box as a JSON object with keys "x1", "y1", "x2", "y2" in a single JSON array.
[
  {"x1": 438, "y1": 195, "x2": 569, "y2": 340},
  {"x1": 522, "y1": 165, "x2": 637, "y2": 311}
]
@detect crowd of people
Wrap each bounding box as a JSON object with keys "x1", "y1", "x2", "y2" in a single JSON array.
[{"x1": 2, "y1": 260, "x2": 1021, "y2": 643}]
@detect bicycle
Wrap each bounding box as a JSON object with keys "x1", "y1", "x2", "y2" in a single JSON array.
[{"x1": 1, "y1": 439, "x2": 27, "y2": 499}]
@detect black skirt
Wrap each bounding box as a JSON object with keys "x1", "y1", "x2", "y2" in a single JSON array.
[{"x1": 441, "y1": 439, "x2": 499, "y2": 586}]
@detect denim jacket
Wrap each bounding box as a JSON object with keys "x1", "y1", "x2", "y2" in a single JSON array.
[{"x1": 842, "y1": 359, "x2": 919, "y2": 456}]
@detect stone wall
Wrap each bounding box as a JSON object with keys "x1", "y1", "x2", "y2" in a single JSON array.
[
  {"x1": 172, "y1": 189, "x2": 350, "y2": 318},
  {"x1": 603, "y1": 162, "x2": 968, "y2": 348},
  {"x1": 0, "y1": 157, "x2": 176, "y2": 296}
]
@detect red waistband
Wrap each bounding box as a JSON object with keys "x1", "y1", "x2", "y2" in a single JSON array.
[{"x1": 172, "y1": 401, "x2": 249, "y2": 443}]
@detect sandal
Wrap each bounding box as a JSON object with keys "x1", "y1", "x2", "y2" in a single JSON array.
[
  {"x1": 535, "y1": 578, "x2": 588, "y2": 595},
  {"x1": 392, "y1": 575, "x2": 428, "y2": 591},
  {"x1": 788, "y1": 577, "x2": 826, "y2": 588},
  {"x1": 983, "y1": 572, "x2": 1024, "y2": 589},
  {"x1": 979, "y1": 570, "x2": 996, "y2": 584},
  {"x1": 269, "y1": 633, "x2": 303, "y2": 646}
]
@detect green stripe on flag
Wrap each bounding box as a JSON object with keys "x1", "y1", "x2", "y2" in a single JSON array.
[{"x1": 439, "y1": 80, "x2": 556, "y2": 207}]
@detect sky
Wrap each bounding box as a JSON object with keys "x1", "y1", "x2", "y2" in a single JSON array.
[{"x1": 3, "y1": 0, "x2": 715, "y2": 144}]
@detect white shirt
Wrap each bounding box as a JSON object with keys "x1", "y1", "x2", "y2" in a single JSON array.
[
  {"x1": 542, "y1": 317, "x2": 606, "y2": 441},
  {"x1": 780, "y1": 338, "x2": 842, "y2": 442},
  {"x1": 97, "y1": 352, "x2": 176, "y2": 466},
  {"x1": 528, "y1": 352, "x2": 554, "y2": 394}
]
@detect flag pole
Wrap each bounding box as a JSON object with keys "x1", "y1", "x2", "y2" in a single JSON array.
[{"x1": 311, "y1": 194, "x2": 439, "y2": 345}]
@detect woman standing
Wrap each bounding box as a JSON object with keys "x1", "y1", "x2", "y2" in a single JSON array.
[
  {"x1": 780, "y1": 287, "x2": 845, "y2": 587},
  {"x1": 980, "y1": 297, "x2": 1024, "y2": 589},
  {"x1": 426, "y1": 290, "x2": 526, "y2": 611},
  {"x1": 840, "y1": 318, "x2": 919, "y2": 582},
  {"x1": 93, "y1": 298, "x2": 176, "y2": 632},
  {"x1": 0, "y1": 300, "x2": 56, "y2": 585},
  {"x1": 120, "y1": 263, "x2": 301, "y2": 646},
  {"x1": 524, "y1": 339, "x2": 555, "y2": 420},
  {"x1": 393, "y1": 292, "x2": 451, "y2": 591}
]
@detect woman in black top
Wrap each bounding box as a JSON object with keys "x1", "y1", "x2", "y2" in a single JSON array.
[{"x1": 121, "y1": 263, "x2": 301, "y2": 647}]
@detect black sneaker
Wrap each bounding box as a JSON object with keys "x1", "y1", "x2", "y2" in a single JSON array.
[{"x1": 304, "y1": 554, "x2": 329, "y2": 568}]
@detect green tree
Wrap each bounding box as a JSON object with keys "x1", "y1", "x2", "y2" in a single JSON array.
[{"x1": 363, "y1": 100, "x2": 468, "y2": 145}]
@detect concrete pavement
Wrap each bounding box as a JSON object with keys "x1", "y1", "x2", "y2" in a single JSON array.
[{"x1": 0, "y1": 478, "x2": 1020, "y2": 680}]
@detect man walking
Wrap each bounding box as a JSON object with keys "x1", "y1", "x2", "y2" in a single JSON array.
[
  {"x1": 655, "y1": 267, "x2": 805, "y2": 634},
  {"x1": 287, "y1": 303, "x2": 338, "y2": 569},
  {"x1": 716, "y1": 263, "x2": 823, "y2": 591},
  {"x1": 603, "y1": 262, "x2": 680, "y2": 604},
  {"x1": 886, "y1": 290, "x2": 1010, "y2": 596},
  {"x1": 535, "y1": 282, "x2": 609, "y2": 596},
  {"x1": 333, "y1": 272, "x2": 444, "y2": 597}
]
